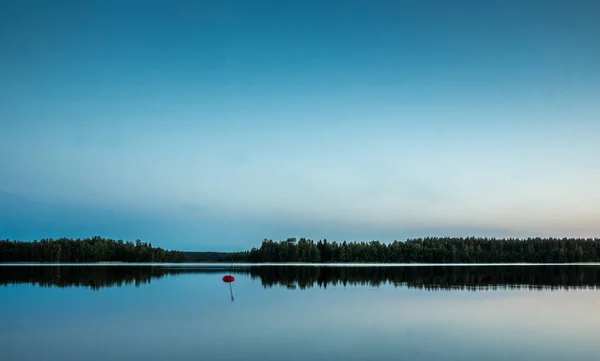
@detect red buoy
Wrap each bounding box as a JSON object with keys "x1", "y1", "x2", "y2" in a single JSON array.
[{"x1": 222, "y1": 275, "x2": 235, "y2": 283}]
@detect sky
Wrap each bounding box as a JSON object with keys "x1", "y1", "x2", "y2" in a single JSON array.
[{"x1": 1, "y1": 0, "x2": 599, "y2": 250}]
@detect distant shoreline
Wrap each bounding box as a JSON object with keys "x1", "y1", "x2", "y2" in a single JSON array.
[
  {"x1": 3, "y1": 237, "x2": 600, "y2": 263},
  {"x1": 3, "y1": 262, "x2": 600, "y2": 266}
]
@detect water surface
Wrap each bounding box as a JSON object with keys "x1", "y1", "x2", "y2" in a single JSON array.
[{"x1": 1, "y1": 265, "x2": 599, "y2": 361}]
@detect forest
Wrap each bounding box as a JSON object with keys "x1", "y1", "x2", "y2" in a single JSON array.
[
  {"x1": 235, "y1": 237, "x2": 600, "y2": 263},
  {"x1": 2, "y1": 236, "x2": 600, "y2": 263},
  {"x1": 0, "y1": 237, "x2": 186, "y2": 263}
]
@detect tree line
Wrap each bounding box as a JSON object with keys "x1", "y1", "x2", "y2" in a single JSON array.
[
  {"x1": 235, "y1": 237, "x2": 600, "y2": 263},
  {"x1": 3, "y1": 236, "x2": 600, "y2": 263},
  {"x1": 0, "y1": 237, "x2": 186, "y2": 263}
]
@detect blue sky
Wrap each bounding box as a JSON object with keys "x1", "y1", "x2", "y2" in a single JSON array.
[{"x1": 1, "y1": 0, "x2": 599, "y2": 250}]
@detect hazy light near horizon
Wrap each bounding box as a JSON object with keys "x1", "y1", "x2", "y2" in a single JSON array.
[{"x1": 1, "y1": 0, "x2": 599, "y2": 247}]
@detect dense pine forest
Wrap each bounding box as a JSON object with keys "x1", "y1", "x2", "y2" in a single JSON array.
[
  {"x1": 236, "y1": 237, "x2": 600, "y2": 263},
  {"x1": 0, "y1": 237, "x2": 186, "y2": 263},
  {"x1": 2, "y1": 236, "x2": 600, "y2": 263}
]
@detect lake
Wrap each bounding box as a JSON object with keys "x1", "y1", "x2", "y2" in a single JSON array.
[{"x1": 1, "y1": 264, "x2": 599, "y2": 361}]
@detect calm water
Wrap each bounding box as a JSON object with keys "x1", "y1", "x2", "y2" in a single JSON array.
[{"x1": 2, "y1": 265, "x2": 600, "y2": 361}]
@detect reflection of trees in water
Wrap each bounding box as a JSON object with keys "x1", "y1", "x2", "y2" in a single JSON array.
[
  {"x1": 0, "y1": 266, "x2": 171, "y2": 290},
  {"x1": 2, "y1": 265, "x2": 600, "y2": 291},
  {"x1": 248, "y1": 266, "x2": 600, "y2": 291},
  {"x1": 0, "y1": 266, "x2": 240, "y2": 290}
]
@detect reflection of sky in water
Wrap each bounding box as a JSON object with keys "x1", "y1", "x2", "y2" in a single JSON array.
[{"x1": 2, "y1": 272, "x2": 599, "y2": 361}]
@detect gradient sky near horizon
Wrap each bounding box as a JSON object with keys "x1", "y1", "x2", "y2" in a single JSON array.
[{"x1": 1, "y1": 0, "x2": 599, "y2": 250}]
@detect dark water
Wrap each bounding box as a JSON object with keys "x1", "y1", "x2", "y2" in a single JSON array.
[{"x1": 1, "y1": 265, "x2": 600, "y2": 361}]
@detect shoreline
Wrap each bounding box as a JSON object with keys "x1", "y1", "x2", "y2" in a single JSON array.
[{"x1": 3, "y1": 262, "x2": 600, "y2": 266}]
